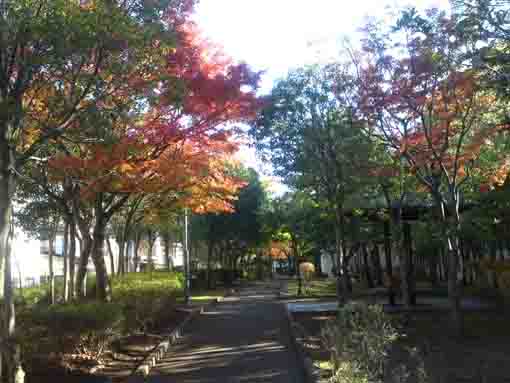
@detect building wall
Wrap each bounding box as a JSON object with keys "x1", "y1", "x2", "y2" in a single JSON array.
[{"x1": 12, "y1": 228, "x2": 184, "y2": 287}]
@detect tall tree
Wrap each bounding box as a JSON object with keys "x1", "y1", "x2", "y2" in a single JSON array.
[
  {"x1": 47, "y1": 14, "x2": 261, "y2": 301},
  {"x1": 358, "y1": 7, "x2": 508, "y2": 332},
  {"x1": 251, "y1": 64, "x2": 374, "y2": 303},
  {"x1": 0, "y1": 1, "x2": 195, "y2": 377}
]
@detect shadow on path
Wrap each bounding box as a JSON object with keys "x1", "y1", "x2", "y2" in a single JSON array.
[{"x1": 149, "y1": 281, "x2": 304, "y2": 383}]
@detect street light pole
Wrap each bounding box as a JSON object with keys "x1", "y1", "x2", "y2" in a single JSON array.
[{"x1": 184, "y1": 208, "x2": 190, "y2": 304}]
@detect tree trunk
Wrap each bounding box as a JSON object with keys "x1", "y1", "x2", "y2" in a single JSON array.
[
  {"x1": 372, "y1": 244, "x2": 383, "y2": 286},
  {"x1": 460, "y1": 239, "x2": 467, "y2": 286},
  {"x1": 297, "y1": 259, "x2": 303, "y2": 296},
  {"x1": 447, "y1": 238, "x2": 462, "y2": 334},
  {"x1": 63, "y1": 222, "x2": 69, "y2": 302},
  {"x1": 362, "y1": 244, "x2": 374, "y2": 289},
  {"x1": 163, "y1": 234, "x2": 172, "y2": 271},
  {"x1": 437, "y1": 195, "x2": 463, "y2": 335},
  {"x1": 207, "y1": 240, "x2": 214, "y2": 289},
  {"x1": 383, "y1": 221, "x2": 395, "y2": 305},
  {"x1": 429, "y1": 253, "x2": 438, "y2": 287},
  {"x1": 91, "y1": 200, "x2": 112, "y2": 302},
  {"x1": 125, "y1": 240, "x2": 130, "y2": 273},
  {"x1": 68, "y1": 219, "x2": 76, "y2": 299},
  {"x1": 401, "y1": 221, "x2": 415, "y2": 306},
  {"x1": 72, "y1": 195, "x2": 92, "y2": 299},
  {"x1": 106, "y1": 238, "x2": 115, "y2": 275},
  {"x1": 4, "y1": 223, "x2": 20, "y2": 383},
  {"x1": 133, "y1": 234, "x2": 141, "y2": 272},
  {"x1": 147, "y1": 230, "x2": 156, "y2": 272},
  {"x1": 334, "y1": 207, "x2": 349, "y2": 305},
  {"x1": 75, "y1": 236, "x2": 92, "y2": 298},
  {"x1": 116, "y1": 237, "x2": 125, "y2": 276},
  {"x1": 48, "y1": 233, "x2": 55, "y2": 305}
]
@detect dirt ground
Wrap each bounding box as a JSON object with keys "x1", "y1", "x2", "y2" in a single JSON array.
[
  {"x1": 292, "y1": 306, "x2": 510, "y2": 383},
  {"x1": 26, "y1": 309, "x2": 189, "y2": 383}
]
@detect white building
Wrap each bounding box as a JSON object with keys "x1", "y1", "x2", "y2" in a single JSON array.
[{"x1": 11, "y1": 227, "x2": 184, "y2": 288}]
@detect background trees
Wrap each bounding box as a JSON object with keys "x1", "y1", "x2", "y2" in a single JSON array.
[
  {"x1": 357, "y1": 6, "x2": 510, "y2": 332},
  {"x1": 251, "y1": 64, "x2": 375, "y2": 302},
  {"x1": 190, "y1": 165, "x2": 268, "y2": 286},
  {"x1": 248, "y1": 3, "x2": 510, "y2": 336}
]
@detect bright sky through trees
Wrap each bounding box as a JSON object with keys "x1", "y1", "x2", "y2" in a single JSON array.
[{"x1": 194, "y1": 0, "x2": 451, "y2": 193}]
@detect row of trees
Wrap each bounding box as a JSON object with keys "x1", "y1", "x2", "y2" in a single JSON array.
[
  {"x1": 251, "y1": 0, "x2": 510, "y2": 334},
  {"x1": 0, "y1": 1, "x2": 265, "y2": 381}
]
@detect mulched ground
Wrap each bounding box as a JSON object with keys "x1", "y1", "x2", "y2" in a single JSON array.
[
  {"x1": 292, "y1": 303, "x2": 510, "y2": 383},
  {"x1": 26, "y1": 308, "x2": 189, "y2": 383}
]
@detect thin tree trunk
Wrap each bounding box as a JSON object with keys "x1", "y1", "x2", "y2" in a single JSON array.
[
  {"x1": 117, "y1": 237, "x2": 125, "y2": 276},
  {"x1": 429, "y1": 253, "x2": 438, "y2": 286},
  {"x1": 68, "y1": 219, "x2": 76, "y2": 299},
  {"x1": 72, "y1": 194, "x2": 92, "y2": 298},
  {"x1": 296, "y1": 259, "x2": 303, "y2": 296},
  {"x1": 383, "y1": 221, "x2": 395, "y2": 305},
  {"x1": 437, "y1": 195, "x2": 463, "y2": 335},
  {"x1": 48, "y1": 233, "x2": 55, "y2": 305},
  {"x1": 118, "y1": 197, "x2": 143, "y2": 275},
  {"x1": 4, "y1": 223, "x2": 19, "y2": 383},
  {"x1": 63, "y1": 222, "x2": 69, "y2": 302},
  {"x1": 460, "y1": 239, "x2": 467, "y2": 286},
  {"x1": 146, "y1": 230, "x2": 156, "y2": 272},
  {"x1": 372, "y1": 244, "x2": 383, "y2": 286},
  {"x1": 75, "y1": 236, "x2": 92, "y2": 298},
  {"x1": 401, "y1": 221, "x2": 415, "y2": 306},
  {"x1": 362, "y1": 244, "x2": 375, "y2": 289},
  {"x1": 207, "y1": 240, "x2": 214, "y2": 289},
  {"x1": 106, "y1": 237, "x2": 115, "y2": 276},
  {"x1": 92, "y1": 198, "x2": 112, "y2": 302},
  {"x1": 0, "y1": 133, "x2": 18, "y2": 382},
  {"x1": 334, "y1": 207, "x2": 348, "y2": 304},
  {"x1": 163, "y1": 234, "x2": 172, "y2": 270},
  {"x1": 133, "y1": 233, "x2": 141, "y2": 272},
  {"x1": 391, "y1": 206, "x2": 410, "y2": 307},
  {"x1": 447, "y1": 237, "x2": 462, "y2": 333}
]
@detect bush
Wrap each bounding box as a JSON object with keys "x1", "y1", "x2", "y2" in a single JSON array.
[
  {"x1": 15, "y1": 278, "x2": 69, "y2": 307},
  {"x1": 113, "y1": 271, "x2": 183, "y2": 333},
  {"x1": 25, "y1": 302, "x2": 123, "y2": 367},
  {"x1": 15, "y1": 285, "x2": 49, "y2": 307},
  {"x1": 322, "y1": 302, "x2": 400, "y2": 383},
  {"x1": 322, "y1": 302, "x2": 429, "y2": 383}
]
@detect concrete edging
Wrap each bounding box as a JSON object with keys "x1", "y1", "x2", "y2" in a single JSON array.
[
  {"x1": 283, "y1": 303, "x2": 322, "y2": 383},
  {"x1": 127, "y1": 297, "x2": 222, "y2": 381}
]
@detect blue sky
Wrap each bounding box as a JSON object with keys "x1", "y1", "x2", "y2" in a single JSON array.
[{"x1": 194, "y1": 0, "x2": 450, "y2": 193}]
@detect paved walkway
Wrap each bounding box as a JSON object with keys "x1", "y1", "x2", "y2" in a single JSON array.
[{"x1": 148, "y1": 280, "x2": 304, "y2": 383}]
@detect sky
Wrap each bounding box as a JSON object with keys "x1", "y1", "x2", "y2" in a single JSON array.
[{"x1": 194, "y1": 0, "x2": 451, "y2": 194}]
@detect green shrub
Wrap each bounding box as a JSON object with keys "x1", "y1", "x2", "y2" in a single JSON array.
[
  {"x1": 322, "y1": 302, "x2": 429, "y2": 383},
  {"x1": 113, "y1": 271, "x2": 183, "y2": 333},
  {"x1": 15, "y1": 285, "x2": 49, "y2": 307},
  {"x1": 15, "y1": 278, "x2": 68, "y2": 307},
  {"x1": 26, "y1": 302, "x2": 123, "y2": 364},
  {"x1": 322, "y1": 302, "x2": 399, "y2": 382}
]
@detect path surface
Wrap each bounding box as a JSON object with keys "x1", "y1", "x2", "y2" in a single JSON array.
[{"x1": 148, "y1": 280, "x2": 304, "y2": 383}]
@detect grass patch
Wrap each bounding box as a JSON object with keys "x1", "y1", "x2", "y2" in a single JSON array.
[
  {"x1": 191, "y1": 288, "x2": 227, "y2": 302},
  {"x1": 288, "y1": 278, "x2": 337, "y2": 297},
  {"x1": 174, "y1": 287, "x2": 228, "y2": 303},
  {"x1": 314, "y1": 360, "x2": 334, "y2": 371}
]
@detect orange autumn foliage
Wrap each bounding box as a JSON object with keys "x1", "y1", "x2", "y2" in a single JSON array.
[
  {"x1": 48, "y1": 16, "x2": 262, "y2": 214},
  {"x1": 267, "y1": 242, "x2": 291, "y2": 260}
]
